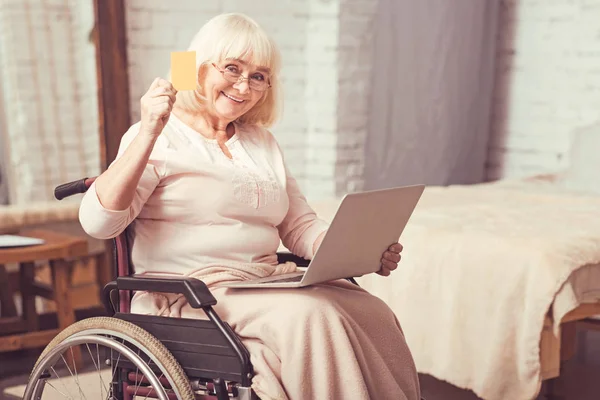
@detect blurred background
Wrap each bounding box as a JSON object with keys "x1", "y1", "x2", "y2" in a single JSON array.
[
  {"x1": 2, "y1": 0, "x2": 598, "y2": 206},
  {"x1": 1, "y1": 0, "x2": 600, "y2": 399}
]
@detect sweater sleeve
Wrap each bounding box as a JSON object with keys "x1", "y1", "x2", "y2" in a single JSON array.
[
  {"x1": 78, "y1": 123, "x2": 166, "y2": 239},
  {"x1": 277, "y1": 164, "x2": 329, "y2": 259}
]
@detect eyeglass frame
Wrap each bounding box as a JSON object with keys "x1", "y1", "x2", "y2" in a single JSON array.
[{"x1": 211, "y1": 63, "x2": 272, "y2": 92}]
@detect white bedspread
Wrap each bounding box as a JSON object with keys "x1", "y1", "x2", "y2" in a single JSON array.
[{"x1": 307, "y1": 178, "x2": 600, "y2": 400}]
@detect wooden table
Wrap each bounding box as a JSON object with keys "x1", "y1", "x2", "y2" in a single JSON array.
[{"x1": 0, "y1": 229, "x2": 88, "y2": 366}]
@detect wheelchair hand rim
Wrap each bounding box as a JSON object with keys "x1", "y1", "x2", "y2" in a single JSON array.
[{"x1": 23, "y1": 333, "x2": 171, "y2": 400}]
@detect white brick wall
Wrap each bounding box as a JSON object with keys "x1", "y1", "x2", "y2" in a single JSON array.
[
  {"x1": 487, "y1": 0, "x2": 600, "y2": 180},
  {"x1": 0, "y1": 0, "x2": 100, "y2": 204},
  {"x1": 336, "y1": 0, "x2": 378, "y2": 194},
  {"x1": 125, "y1": 0, "x2": 377, "y2": 200}
]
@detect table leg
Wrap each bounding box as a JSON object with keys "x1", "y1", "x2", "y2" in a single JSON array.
[
  {"x1": 19, "y1": 262, "x2": 39, "y2": 332},
  {"x1": 0, "y1": 264, "x2": 18, "y2": 317},
  {"x1": 50, "y1": 258, "x2": 82, "y2": 369}
]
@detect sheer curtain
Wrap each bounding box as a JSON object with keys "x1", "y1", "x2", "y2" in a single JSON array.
[
  {"x1": 0, "y1": 126, "x2": 7, "y2": 204},
  {"x1": 0, "y1": 0, "x2": 100, "y2": 204},
  {"x1": 0, "y1": 129, "x2": 7, "y2": 203},
  {"x1": 363, "y1": 0, "x2": 500, "y2": 189},
  {"x1": 0, "y1": 41, "x2": 8, "y2": 205}
]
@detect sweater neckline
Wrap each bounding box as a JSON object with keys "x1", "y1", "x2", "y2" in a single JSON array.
[{"x1": 169, "y1": 112, "x2": 240, "y2": 147}]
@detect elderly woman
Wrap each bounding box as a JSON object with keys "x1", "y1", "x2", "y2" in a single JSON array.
[{"x1": 79, "y1": 12, "x2": 420, "y2": 400}]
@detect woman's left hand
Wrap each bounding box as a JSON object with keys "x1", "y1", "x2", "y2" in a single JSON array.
[{"x1": 377, "y1": 243, "x2": 403, "y2": 277}]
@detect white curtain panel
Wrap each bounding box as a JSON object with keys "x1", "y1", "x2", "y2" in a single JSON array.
[
  {"x1": 364, "y1": 0, "x2": 500, "y2": 189},
  {"x1": 0, "y1": 128, "x2": 8, "y2": 205},
  {"x1": 0, "y1": 43, "x2": 7, "y2": 205},
  {"x1": 0, "y1": 0, "x2": 100, "y2": 204}
]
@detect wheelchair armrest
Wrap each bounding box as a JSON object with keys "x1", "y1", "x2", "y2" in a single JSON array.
[
  {"x1": 116, "y1": 275, "x2": 217, "y2": 308},
  {"x1": 276, "y1": 251, "x2": 310, "y2": 267}
]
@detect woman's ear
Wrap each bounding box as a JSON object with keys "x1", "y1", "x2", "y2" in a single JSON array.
[{"x1": 196, "y1": 63, "x2": 208, "y2": 93}]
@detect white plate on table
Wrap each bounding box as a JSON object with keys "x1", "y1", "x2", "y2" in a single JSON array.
[{"x1": 0, "y1": 235, "x2": 45, "y2": 248}]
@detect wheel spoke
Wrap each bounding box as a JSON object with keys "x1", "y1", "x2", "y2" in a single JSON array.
[
  {"x1": 49, "y1": 366, "x2": 76, "y2": 399},
  {"x1": 142, "y1": 373, "x2": 164, "y2": 400},
  {"x1": 105, "y1": 350, "x2": 123, "y2": 400},
  {"x1": 97, "y1": 343, "x2": 105, "y2": 399},
  {"x1": 23, "y1": 318, "x2": 192, "y2": 400},
  {"x1": 69, "y1": 347, "x2": 88, "y2": 400},
  {"x1": 86, "y1": 343, "x2": 109, "y2": 395},
  {"x1": 45, "y1": 379, "x2": 75, "y2": 399}
]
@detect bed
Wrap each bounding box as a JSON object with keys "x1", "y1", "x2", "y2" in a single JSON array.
[{"x1": 305, "y1": 166, "x2": 600, "y2": 400}]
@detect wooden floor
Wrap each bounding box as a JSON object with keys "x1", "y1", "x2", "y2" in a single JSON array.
[{"x1": 1, "y1": 325, "x2": 600, "y2": 399}]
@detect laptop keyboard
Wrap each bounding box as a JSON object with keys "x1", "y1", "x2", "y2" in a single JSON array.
[{"x1": 259, "y1": 275, "x2": 304, "y2": 284}]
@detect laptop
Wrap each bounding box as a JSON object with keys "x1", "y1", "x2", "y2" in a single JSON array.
[{"x1": 221, "y1": 184, "x2": 425, "y2": 289}]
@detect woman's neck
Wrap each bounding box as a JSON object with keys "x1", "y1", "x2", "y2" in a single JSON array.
[{"x1": 172, "y1": 107, "x2": 234, "y2": 141}]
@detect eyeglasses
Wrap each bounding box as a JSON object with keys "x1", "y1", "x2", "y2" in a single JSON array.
[{"x1": 212, "y1": 63, "x2": 271, "y2": 92}]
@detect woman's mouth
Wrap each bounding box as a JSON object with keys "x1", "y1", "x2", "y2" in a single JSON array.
[{"x1": 222, "y1": 92, "x2": 245, "y2": 103}]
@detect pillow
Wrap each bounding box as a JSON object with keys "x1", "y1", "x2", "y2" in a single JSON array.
[{"x1": 559, "y1": 122, "x2": 600, "y2": 195}]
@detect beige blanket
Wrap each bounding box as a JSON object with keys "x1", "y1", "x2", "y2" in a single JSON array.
[
  {"x1": 309, "y1": 178, "x2": 600, "y2": 400},
  {"x1": 131, "y1": 262, "x2": 421, "y2": 400}
]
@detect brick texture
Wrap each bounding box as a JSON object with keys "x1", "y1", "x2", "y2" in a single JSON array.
[
  {"x1": 336, "y1": 0, "x2": 378, "y2": 195},
  {"x1": 6, "y1": 0, "x2": 589, "y2": 204},
  {"x1": 487, "y1": 0, "x2": 600, "y2": 180}
]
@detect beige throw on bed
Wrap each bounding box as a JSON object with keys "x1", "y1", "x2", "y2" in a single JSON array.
[
  {"x1": 130, "y1": 261, "x2": 421, "y2": 400},
  {"x1": 308, "y1": 179, "x2": 600, "y2": 400}
]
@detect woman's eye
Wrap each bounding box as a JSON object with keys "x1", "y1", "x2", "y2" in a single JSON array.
[
  {"x1": 225, "y1": 65, "x2": 238, "y2": 73},
  {"x1": 251, "y1": 74, "x2": 265, "y2": 81}
]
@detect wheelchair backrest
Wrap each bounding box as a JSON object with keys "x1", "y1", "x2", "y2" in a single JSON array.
[
  {"x1": 54, "y1": 176, "x2": 135, "y2": 312},
  {"x1": 113, "y1": 229, "x2": 133, "y2": 312}
]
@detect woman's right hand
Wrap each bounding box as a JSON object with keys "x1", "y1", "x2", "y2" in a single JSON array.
[{"x1": 140, "y1": 77, "x2": 178, "y2": 138}]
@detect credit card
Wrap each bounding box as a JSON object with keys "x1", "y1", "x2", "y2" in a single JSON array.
[{"x1": 170, "y1": 51, "x2": 197, "y2": 91}]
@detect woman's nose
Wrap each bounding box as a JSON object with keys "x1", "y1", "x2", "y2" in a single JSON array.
[{"x1": 233, "y1": 78, "x2": 250, "y2": 94}]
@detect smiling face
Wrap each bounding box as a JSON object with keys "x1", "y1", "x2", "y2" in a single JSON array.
[
  {"x1": 173, "y1": 13, "x2": 282, "y2": 127},
  {"x1": 201, "y1": 58, "x2": 271, "y2": 124}
]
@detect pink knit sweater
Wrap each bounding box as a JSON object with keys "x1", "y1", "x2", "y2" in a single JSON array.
[{"x1": 79, "y1": 113, "x2": 328, "y2": 275}]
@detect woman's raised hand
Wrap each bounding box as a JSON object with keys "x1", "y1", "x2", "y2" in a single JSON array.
[{"x1": 140, "y1": 77, "x2": 178, "y2": 138}]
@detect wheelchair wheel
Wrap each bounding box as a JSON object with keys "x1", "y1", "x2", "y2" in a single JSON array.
[{"x1": 23, "y1": 317, "x2": 195, "y2": 400}]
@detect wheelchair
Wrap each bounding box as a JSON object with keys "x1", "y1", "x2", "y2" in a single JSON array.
[
  {"x1": 23, "y1": 177, "x2": 423, "y2": 400},
  {"x1": 22, "y1": 177, "x2": 358, "y2": 400}
]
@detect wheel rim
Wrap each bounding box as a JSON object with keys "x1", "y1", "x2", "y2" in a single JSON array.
[
  {"x1": 70, "y1": 328, "x2": 185, "y2": 398},
  {"x1": 24, "y1": 334, "x2": 173, "y2": 400}
]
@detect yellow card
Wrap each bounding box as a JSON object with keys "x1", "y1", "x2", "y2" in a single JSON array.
[{"x1": 170, "y1": 51, "x2": 197, "y2": 91}]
